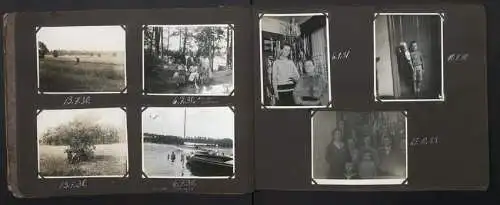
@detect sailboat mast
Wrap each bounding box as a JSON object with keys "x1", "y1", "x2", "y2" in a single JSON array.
[{"x1": 183, "y1": 107, "x2": 187, "y2": 139}]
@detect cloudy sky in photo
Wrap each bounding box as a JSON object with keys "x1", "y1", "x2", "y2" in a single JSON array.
[
  {"x1": 142, "y1": 107, "x2": 234, "y2": 139},
  {"x1": 37, "y1": 26, "x2": 126, "y2": 52}
]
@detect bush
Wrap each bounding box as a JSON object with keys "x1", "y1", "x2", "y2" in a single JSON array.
[{"x1": 40, "y1": 119, "x2": 121, "y2": 163}]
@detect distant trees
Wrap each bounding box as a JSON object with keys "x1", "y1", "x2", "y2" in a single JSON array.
[
  {"x1": 143, "y1": 133, "x2": 184, "y2": 145},
  {"x1": 38, "y1": 41, "x2": 49, "y2": 59},
  {"x1": 143, "y1": 133, "x2": 233, "y2": 148},
  {"x1": 184, "y1": 136, "x2": 233, "y2": 148},
  {"x1": 144, "y1": 25, "x2": 230, "y2": 73},
  {"x1": 52, "y1": 50, "x2": 59, "y2": 58}
]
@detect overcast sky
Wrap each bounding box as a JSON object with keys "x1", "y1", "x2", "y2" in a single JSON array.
[
  {"x1": 37, "y1": 108, "x2": 127, "y2": 139},
  {"x1": 37, "y1": 26, "x2": 126, "y2": 52},
  {"x1": 142, "y1": 107, "x2": 234, "y2": 139}
]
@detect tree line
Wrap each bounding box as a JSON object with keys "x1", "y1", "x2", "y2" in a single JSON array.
[
  {"x1": 39, "y1": 119, "x2": 121, "y2": 146},
  {"x1": 143, "y1": 25, "x2": 233, "y2": 75},
  {"x1": 143, "y1": 133, "x2": 233, "y2": 148},
  {"x1": 38, "y1": 41, "x2": 118, "y2": 58}
]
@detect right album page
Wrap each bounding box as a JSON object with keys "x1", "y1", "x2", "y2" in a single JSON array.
[{"x1": 254, "y1": 4, "x2": 488, "y2": 191}]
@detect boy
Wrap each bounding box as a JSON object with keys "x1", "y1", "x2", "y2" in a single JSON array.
[{"x1": 409, "y1": 41, "x2": 424, "y2": 97}]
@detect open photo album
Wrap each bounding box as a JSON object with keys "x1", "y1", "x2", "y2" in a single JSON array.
[{"x1": 3, "y1": 4, "x2": 488, "y2": 198}]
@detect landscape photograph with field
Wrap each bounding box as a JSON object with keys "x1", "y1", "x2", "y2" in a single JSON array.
[
  {"x1": 143, "y1": 24, "x2": 234, "y2": 95},
  {"x1": 37, "y1": 26, "x2": 126, "y2": 93},
  {"x1": 142, "y1": 107, "x2": 234, "y2": 177},
  {"x1": 37, "y1": 108, "x2": 128, "y2": 177}
]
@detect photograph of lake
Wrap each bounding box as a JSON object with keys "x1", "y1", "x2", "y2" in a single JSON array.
[
  {"x1": 37, "y1": 108, "x2": 128, "y2": 177},
  {"x1": 37, "y1": 26, "x2": 126, "y2": 93},
  {"x1": 142, "y1": 107, "x2": 235, "y2": 178}
]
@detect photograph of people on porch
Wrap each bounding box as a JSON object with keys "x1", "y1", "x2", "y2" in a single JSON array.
[{"x1": 260, "y1": 13, "x2": 331, "y2": 108}]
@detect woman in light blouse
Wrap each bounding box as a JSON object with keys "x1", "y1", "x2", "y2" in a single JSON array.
[{"x1": 272, "y1": 44, "x2": 300, "y2": 106}]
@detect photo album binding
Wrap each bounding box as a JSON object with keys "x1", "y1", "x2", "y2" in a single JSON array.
[{"x1": 3, "y1": 4, "x2": 488, "y2": 198}]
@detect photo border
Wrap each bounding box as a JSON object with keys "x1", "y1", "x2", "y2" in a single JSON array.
[
  {"x1": 140, "y1": 106, "x2": 236, "y2": 179},
  {"x1": 310, "y1": 109, "x2": 408, "y2": 186},
  {"x1": 258, "y1": 12, "x2": 333, "y2": 110},
  {"x1": 141, "y1": 24, "x2": 236, "y2": 97},
  {"x1": 373, "y1": 12, "x2": 445, "y2": 103},
  {"x1": 35, "y1": 25, "x2": 129, "y2": 95},
  {"x1": 36, "y1": 107, "x2": 130, "y2": 179}
]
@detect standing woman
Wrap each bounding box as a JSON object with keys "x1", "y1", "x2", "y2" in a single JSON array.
[
  {"x1": 326, "y1": 128, "x2": 351, "y2": 179},
  {"x1": 293, "y1": 60, "x2": 327, "y2": 106},
  {"x1": 272, "y1": 44, "x2": 300, "y2": 106}
]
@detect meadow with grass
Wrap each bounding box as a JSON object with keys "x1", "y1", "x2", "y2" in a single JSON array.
[
  {"x1": 38, "y1": 118, "x2": 128, "y2": 177},
  {"x1": 38, "y1": 52, "x2": 125, "y2": 93}
]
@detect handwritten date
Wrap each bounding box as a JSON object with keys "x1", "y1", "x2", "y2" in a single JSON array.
[
  {"x1": 331, "y1": 49, "x2": 351, "y2": 61},
  {"x1": 172, "y1": 96, "x2": 202, "y2": 105},
  {"x1": 172, "y1": 179, "x2": 197, "y2": 192},
  {"x1": 447, "y1": 53, "x2": 469, "y2": 63},
  {"x1": 58, "y1": 179, "x2": 88, "y2": 190},
  {"x1": 409, "y1": 136, "x2": 439, "y2": 147},
  {"x1": 63, "y1": 96, "x2": 91, "y2": 105}
]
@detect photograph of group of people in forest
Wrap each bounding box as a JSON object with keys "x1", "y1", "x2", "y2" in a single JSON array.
[{"x1": 144, "y1": 24, "x2": 234, "y2": 95}]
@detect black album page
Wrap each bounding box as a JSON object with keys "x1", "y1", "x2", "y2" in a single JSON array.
[
  {"x1": 254, "y1": 4, "x2": 488, "y2": 191},
  {"x1": 4, "y1": 7, "x2": 254, "y2": 198}
]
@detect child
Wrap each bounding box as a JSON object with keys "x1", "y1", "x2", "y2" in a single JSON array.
[
  {"x1": 344, "y1": 161, "x2": 359, "y2": 179},
  {"x1": 358, "y1": 151, "x2": 377, "y2": 179},
  {"x1": 409, "y1": 41, "x2": 424, "y2": 97}
]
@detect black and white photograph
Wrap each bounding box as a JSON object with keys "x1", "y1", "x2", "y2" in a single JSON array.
[
  {"x1": 37, "y1": 26, "x2": 126, "y2": 94},
  {"x1": 374, "y1": 13, "x2": 444, "y2": 101},
  {"x1": 37, "y1": 108, "x2": 128, "y2": 178},
  {"x1": 312, "y1": 111, "x2": 407, "y2": 185},
  {"x1": 142, "y1": 107, "x2": 235, "y2": 178},
  {"x1": 143, "y1": 25, "x2": 234, "y2": 95},
  {"x1": 259, "y1": 13, "x2": 331, "y2": 108}
]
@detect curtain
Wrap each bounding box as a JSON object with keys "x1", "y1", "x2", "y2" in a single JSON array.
[
  {"x1": 387, "y1": 15, "x2": 441, "y2": 97},
  {"x1": 310, "y1": 27, "x2": 328, "y2": 82}
]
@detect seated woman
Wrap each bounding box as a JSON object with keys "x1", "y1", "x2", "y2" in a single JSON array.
[
  {"x1": 188, "y1": 66, "x2": 200, "y2": 88},
  {"x1": 293, "y1": 60, "x2": 327, "y2": 106}
]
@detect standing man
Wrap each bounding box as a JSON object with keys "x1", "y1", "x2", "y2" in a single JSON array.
[{"x1": 409, "y1": 41, "x2": 424, "y2": 97}]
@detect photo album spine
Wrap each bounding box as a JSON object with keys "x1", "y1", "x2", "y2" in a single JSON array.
[{"x1": 3, "y1": 13, "x2": 22, "y2": 198}]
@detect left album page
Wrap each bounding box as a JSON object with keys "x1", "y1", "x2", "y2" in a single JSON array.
[{"x1": 3, "y1": 7, "x2": 254, "y2": 198}]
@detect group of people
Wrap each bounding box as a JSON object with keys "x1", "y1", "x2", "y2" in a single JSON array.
[
  {"x1": 266, "y1": 44, "x2": 327, "y2": 106},
  {"x1": 325, "y1": 124, "x2": 405, "y2": 180},
  {"x1": 169, "y1": 55, "x2": 209, "y2": 89},
  {"x1": 397, "y1": 41, "x2": 425, "y2": 97}
]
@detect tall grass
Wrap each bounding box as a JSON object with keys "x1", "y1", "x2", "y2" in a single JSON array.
[
  {"x1": 39, "y1": 58, "x2": 125, "y2": 92},
  {"x1": 39, "y1": 144, "x2": 127, "y2": 177}
]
